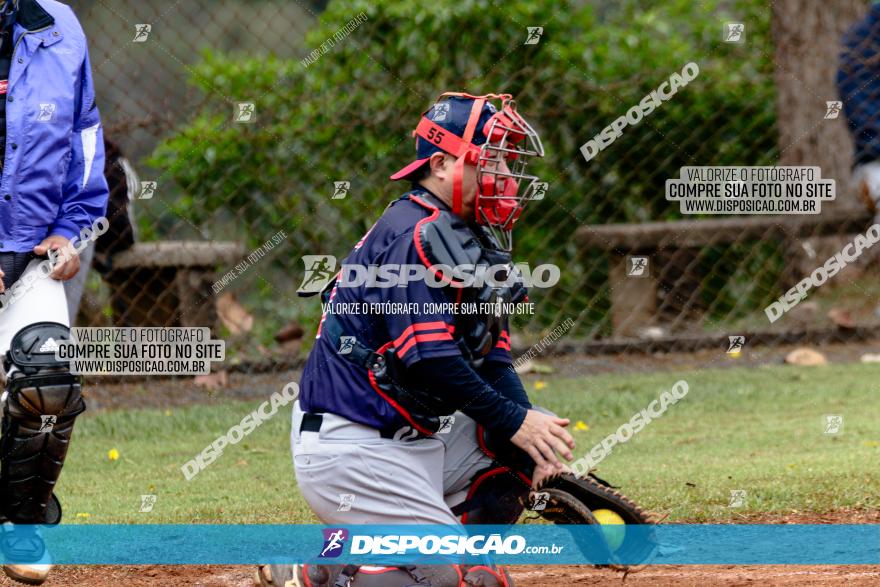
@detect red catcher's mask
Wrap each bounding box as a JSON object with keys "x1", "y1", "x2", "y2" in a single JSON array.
[{"x1": 399, "y1": 92, "x2": 545, "y2": 251}]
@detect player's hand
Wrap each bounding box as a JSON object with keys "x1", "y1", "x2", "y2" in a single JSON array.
[
  {"x1": 0, "y1": 267, "x2": 5, "y2": 293},
  {"x1": 511, "y1": 409, "x2": 575, "y2": 471},
  {"x1": 34, "y1": 235, "x2": 80, "y2": 281}
]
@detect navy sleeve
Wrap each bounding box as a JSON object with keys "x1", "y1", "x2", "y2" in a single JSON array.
[
  {"x1": 484, "y1": 318, "x2": 513, "y2": 363},
  {"x1": 478, "y1": 360, "x2": 532, "y2": 409},
  {"x1": 407, "y1": 355, "x2": 527, "y2": 439},
  {"x1": 377, "y1": 233, "x2": 462, "y2": 366}
]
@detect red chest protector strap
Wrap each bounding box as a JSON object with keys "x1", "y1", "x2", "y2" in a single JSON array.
[{"x1": 408, "y1": 193, "x2": 483, "y2": 288}]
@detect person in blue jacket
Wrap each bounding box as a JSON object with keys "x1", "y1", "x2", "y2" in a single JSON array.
[
  {"x1": 0, "y1": 1, "x2": 108, "y2": 584},
  {"x1": 839, "y1": 3, "x2": 880, "y2": 216}
]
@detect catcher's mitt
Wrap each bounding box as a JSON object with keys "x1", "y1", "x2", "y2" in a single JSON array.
[{"x1": 528, "y1": 472, "x2": 658, "y2": 571}]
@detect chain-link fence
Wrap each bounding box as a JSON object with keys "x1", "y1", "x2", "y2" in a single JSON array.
[{"x1": 69, "y1": 0, "x2": 880, "y2": 367}]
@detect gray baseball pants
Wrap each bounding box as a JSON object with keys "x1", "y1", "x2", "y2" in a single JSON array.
[{"x1": 291, "y1": 400, "x2": 494, "y2": 525}]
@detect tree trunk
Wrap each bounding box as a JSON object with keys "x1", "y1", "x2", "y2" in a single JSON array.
[{"x1": 772, "y1": 0, "x2": 868, "y2": 210}]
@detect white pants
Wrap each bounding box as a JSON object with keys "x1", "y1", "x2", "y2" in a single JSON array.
[
  {"x1": 62, "y1": 241, "x2": 94, "y2": 326},
  {"x1": 291, "y1": 401, "x2": 494, "y2": 526},
  {"x1": 0, "y1": 260, "x2": 70, "y2": 374}
]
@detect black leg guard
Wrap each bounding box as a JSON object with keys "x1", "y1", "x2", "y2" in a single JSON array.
[
  {"x1": 1, "y1": 323, "x2": 85, "y2": 524},
  {"x1": 452, "y1": 466, "x2": 531, "y2": 524},
  {"x1": 257, "y1": 564, "x2": 463, "y2": 587},
  {"x1": 462, "y1": 565, "x2": 514, "y2": 586}
]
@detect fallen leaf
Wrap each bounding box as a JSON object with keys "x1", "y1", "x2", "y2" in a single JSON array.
[
  {"x1": 216, "y1": 292, "x2": 254, "y2": 334},
  {"x1": 194, "y1": 370, "x2": 229, "y2": 390}
]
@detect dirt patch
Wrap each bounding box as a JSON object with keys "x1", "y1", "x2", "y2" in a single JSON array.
[
  {"x1": 2, "y1": 511, "x2": 875, "y2": 587},
  {"x1": 518, "y1": 565, "x2": 880, "y2": 586},
  {"x1": 15, "y1": 562, "x2": 879, "y2": 587}
]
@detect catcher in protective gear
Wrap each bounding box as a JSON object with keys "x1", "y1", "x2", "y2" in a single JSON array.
[{"x1": 280, "y1": 91, "x2": 656, "y2": 587}]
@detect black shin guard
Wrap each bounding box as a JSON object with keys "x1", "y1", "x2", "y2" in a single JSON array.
[{"x1": 1, "y1": 323, "x2": 85, "y2": 524}]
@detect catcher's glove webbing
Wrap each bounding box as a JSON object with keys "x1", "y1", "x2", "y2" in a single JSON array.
[
  {"x1": 531, "y1": 472, "x2": 658, "y2": 570},
  {"x1": 471, "y1": 423, "x2": 658, "y2": 570}
]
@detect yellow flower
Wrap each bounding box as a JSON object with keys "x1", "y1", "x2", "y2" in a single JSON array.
[
  {"x1": 164, "y1": 410, "x2": 172, "y2": 417},
  {"x1": 534, "y1": 381, "x2": 547, "y2": 390},
  {"x1": 575, "y1": 421, "x2": 589, "y2": 431},
  {"x1": 75, "y1": 512, "x2": 90, "y2": 519},
  {"x1": 108, "y1": 448, "x2": 120, "y2": 461}
]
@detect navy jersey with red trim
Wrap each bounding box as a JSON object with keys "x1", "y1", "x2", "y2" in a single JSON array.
[{"x1": 299, "y1": 189, "x2": 513, "y2": 431}]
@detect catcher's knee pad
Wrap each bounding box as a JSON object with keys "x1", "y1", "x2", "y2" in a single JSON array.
[{"x1": 0, "y1": 323, "x2": 85, "y2": 524}]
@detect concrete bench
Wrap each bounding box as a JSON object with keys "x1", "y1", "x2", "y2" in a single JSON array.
[
  {"x1": 105, "y1": 241, "x2": 246, "y2": 330},
  {"x1": 574, "y1": 211, "x2": 871, "y2": 337}
]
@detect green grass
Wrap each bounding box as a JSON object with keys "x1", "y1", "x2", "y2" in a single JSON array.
[{"x1": 62, "y1": 363, "x2": 880, "y2": 524}]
